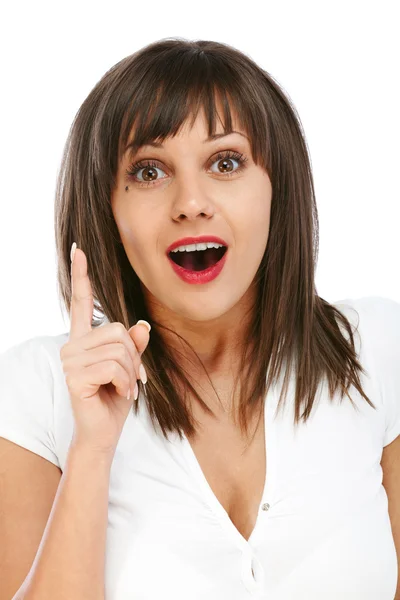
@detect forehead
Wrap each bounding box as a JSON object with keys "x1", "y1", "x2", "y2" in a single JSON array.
[
  {"x1": 125, "y1": 130, "x2": 248, "y2": 157},
  {"x1": 123, "y1": 102, "x2": 247, "y2": 158}
]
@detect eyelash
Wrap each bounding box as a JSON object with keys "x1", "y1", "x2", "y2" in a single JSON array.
[{"x1": 125, "y1": 150, "x2": 248, "y2": 188}]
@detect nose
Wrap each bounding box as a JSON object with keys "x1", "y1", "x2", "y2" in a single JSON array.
[
  {"x1": 170, "y1": 168, "x2": 218, "y2": 222},
  {"x1": 171, "y1": 195, "x2": 215, "y2": 222}
]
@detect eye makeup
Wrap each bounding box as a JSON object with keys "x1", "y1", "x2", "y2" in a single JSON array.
[{"x1": 124, "y1": 149, "x2": 249, "y2": 189}]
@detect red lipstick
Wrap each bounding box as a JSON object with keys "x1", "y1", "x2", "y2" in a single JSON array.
[
  {"x1": 166, "y1": 235, "x2": 228, "y2": 285},
  {"x1": 166, "y1": 235, "x2": 228, "y2": 254}
]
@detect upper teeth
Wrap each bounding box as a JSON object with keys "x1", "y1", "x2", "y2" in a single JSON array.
[{"x1": 171, "y1": 242, "x2": 224, "y2": 253}]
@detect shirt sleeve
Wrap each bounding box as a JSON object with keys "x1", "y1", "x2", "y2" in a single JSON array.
[
  {"x1": 353, "y1": 295, "x2": 400, "y2": 448},
  {"x1": 0, "y1": 336, "x2": 61, "y2": 467}
]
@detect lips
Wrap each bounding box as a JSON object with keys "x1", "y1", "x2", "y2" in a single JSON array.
[
  {"x1": 166, "y1": 235, "x2": 228, "y2": 254},
  {"x1": 168, "y1": 245, "x2": 228, "y2": 283}
]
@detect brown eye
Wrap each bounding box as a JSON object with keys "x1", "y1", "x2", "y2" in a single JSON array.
[
  {"x1": 208, "y1": 151, "x2": 247, "y2": 177},
  {"x1": 141, "y1": 165, "x2": 161, "y2": 182},
  {"x1": 215, "y1": 157, "x2": 235, "y2": 174},
  {"x1": 125, "y1": 150, "x2": 248, "y2": 188},
  {"x1": 126, "y1": 160, "x2": 166, "y2": 185}
]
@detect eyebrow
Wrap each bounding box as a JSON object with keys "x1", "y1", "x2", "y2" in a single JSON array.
[{"x1": 124, "y1": 131, "x2": 248, "y2": 156}]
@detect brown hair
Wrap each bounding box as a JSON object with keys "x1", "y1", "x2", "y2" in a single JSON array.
[{"x1": 55, "y1": 37, "x2": 374, "y2": 444}]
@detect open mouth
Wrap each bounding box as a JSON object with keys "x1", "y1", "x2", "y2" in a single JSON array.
[{"x1": 168, "y1": 247, "x2": 227, "y2": 271}]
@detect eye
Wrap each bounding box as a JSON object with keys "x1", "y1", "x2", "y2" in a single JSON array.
[
  {"x1": 125, "y1": 150, "x2": 248, "y2": 188},
  {"x1": 208, "y1": 151, "x2": 248, "y2": 177}
]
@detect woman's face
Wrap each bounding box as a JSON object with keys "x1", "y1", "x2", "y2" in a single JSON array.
[{"x1": 111, "y1": 105, "x2": 272, "y2": 330}]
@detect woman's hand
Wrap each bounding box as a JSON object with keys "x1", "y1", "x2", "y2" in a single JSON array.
[{"x1": 60, "y1": 245, "x2": 150, "y2": 456}]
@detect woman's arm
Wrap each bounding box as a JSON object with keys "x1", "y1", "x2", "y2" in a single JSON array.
[
  {"x1": 382, "y1": 434, "x2": 400, "y2": 600},
  {"x1": 14, "y1": 441, "x2": 114, "y2": 600}
]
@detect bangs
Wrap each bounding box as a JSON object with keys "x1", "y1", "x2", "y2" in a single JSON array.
[{"x1": 117, "y1": 49, "x2": 267, "y2": 167}]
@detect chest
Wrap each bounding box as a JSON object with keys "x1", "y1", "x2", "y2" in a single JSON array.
[{"x1": 186, "y1": 408, "x2": 266, "y2": 541}]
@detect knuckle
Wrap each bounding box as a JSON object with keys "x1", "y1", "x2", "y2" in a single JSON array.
[
  {"x1": 71, "y1": 291, "x2": 90, "y2": 303},
  {"x1": 60, "y1": 343, "x2": 69, "y2": 360},
  {"x1": 114, "y1": 322, "x2": 126, "y2": 337},
  {"x1": 65, "y1": 372, "x2": 75, "y2": 391}
]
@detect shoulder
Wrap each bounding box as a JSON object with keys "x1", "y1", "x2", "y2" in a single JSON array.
[
  {"x1": 0, "y1": 332, "x2": 70, "y2": 408},
  {"x1": 332, "y1": 294, "x2": 400, "y2": 383},
  {"x1": 0, "y1": 332, "x2": 70, "y2": 468},
  {"x1": 0, "y1": 332, "x2": 69, "y2": 380},
  {"x1": 332, "y1": 295, "x2": 400, "y2": 350},
  {"x1": 350, "y1": 294, "x2": 400, "y2": 320},
  {"x1": 355, "y1": 296, "x2": 400, "y2": 363},
  {"x1": 333, "y1": 294, "x2": 400, "y2": 318},
  {"x1": 334, "y1": 295, "x2": 400, "y2": 448}
]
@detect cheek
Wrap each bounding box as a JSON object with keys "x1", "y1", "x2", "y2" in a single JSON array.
[
  {"x1": 111, "y1": 201, "x2": 146, "y2": 254},
  {"x1": 254, "y1": 188, "x2": 272, "y2": 233},
  {"x1": 118, "y1": 220, "x2": 160, "y2": 271},
  {"x1": 239, "y1": 193, "x2": 271, "y2": 233},
  {"x1": 241, "y1": 197, "x2": 271, "y2": 259},
  {"x1": 124, "y1": 231, "x2": 149, "y2": 264}
]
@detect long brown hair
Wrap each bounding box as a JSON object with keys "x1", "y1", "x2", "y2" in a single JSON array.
[{"x1": 55, "y1": 37, "x2": 374, "y2": 444}]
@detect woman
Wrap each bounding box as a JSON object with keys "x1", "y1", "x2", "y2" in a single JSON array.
[{"x1": 1, "y1": 38, "x2": 400, "y2": 600}]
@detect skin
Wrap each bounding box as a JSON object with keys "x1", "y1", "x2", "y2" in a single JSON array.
[{"x1": 111, "y1": 101, "x2": 272, "y2": 413}]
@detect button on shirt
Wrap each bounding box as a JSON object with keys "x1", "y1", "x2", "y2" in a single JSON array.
[{"x1": 0, "y1": 295, "x2": 399, "y2": 599}]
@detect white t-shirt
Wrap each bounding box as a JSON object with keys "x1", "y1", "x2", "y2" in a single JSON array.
[{"x1": 1, "y1": 295, "x2": 399, "y2": 600}]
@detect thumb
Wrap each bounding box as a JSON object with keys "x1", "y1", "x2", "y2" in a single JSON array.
[{"x1": 129, "y1": 320, "x2": 151, "y2": 356}]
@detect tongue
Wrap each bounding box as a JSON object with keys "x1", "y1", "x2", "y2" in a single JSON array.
[{"x1": 180, "y1": 248, "x2": 221, "y2": 271}]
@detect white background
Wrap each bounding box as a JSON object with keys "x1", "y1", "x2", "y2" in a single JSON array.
[{"x1": 0, "y1": 0, "x2": 399, "y2": 352}]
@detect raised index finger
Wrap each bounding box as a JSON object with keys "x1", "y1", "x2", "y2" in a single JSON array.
[{"x1": 69, "y1": 245, "x2": 93, "y2": 341}]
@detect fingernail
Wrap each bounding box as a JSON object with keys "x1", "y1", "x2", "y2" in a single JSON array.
[
  {"x1": 137, "y1": 319, "x2": 151, "y2": 332},
  {"x1": 139, "y1": 363, "x2": 147, "y2": 385},
  {"x1": 134, "y1": 381, "x2": 139, "y2": 400},
  {"x1": 70, "y1": 242, "x2": 77, "y2": 264}
]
